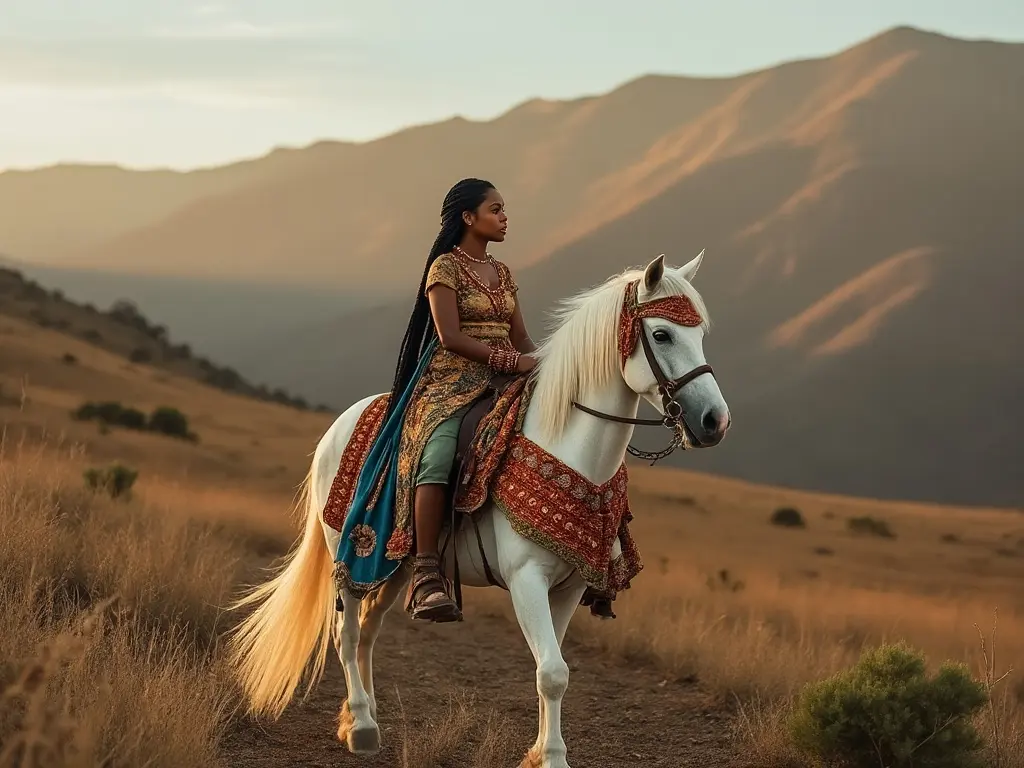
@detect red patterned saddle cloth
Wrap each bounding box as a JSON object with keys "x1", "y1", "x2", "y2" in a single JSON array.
[{"x1": 323, "y1": 379, "x2": 642, "y2": 593}]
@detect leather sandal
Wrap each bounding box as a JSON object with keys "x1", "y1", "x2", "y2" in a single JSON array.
[{"x1": 406, "y1": 554, "x2": 462, "y2": 623}]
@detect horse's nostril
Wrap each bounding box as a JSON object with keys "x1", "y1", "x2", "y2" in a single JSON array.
[{"x1": 701, "y1": 409, "x2": 718, "y2": 434}]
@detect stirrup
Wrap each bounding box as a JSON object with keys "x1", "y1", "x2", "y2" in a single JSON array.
[{"x1": 406, "y1": 554, "x2": 462, "y2": 623}]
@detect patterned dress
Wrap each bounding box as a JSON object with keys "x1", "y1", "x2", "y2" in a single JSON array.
[
  {"x1": 387, "y1": 251, "x2": 520, "y2": 557},
  {"x1": 331, "y1": 250, "x2": 522, "y2": 596}
]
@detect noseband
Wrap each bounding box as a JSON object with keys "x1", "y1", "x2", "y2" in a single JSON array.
[{"x1": 571, "y1": 280, "x2": 716, "y2": 463}]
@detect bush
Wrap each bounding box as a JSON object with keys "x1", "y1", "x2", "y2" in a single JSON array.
[
  {"x1": 84, "y1": 463, "x2": 139, "y2": 500},
  {"x1": 788, "y1": 643, "x2": 987, "y2": 767},
  {"x1": 147, "y1": 406, "x2": 195, "y2": 441},
  {"x1": 129, "y1": 347, "x2": 153, "y2": 363},
  {"x1": 847, "y1": 515, "x2": 895, "y2": 539},
  {"x1": 770, "y1": 507, "x2": 806, "y2": 528},
  {"x1": 72, "y1": 401, "x2": 197, "y2": 441},
  {"x1": 61, "y1": 352, "x2": 78, "y2": 365},
  {"x1": 73, "y1": 401, "x2": 147, "y2": 430}
]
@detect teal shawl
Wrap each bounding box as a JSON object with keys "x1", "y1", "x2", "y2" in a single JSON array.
[{"x1": 334, "y1": 338, "x2": 438, "y2": 594}]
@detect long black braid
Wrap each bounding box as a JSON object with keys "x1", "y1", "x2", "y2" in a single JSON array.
[{"x1": 381, "y1": 178, "x2": 495, "y2": 426}]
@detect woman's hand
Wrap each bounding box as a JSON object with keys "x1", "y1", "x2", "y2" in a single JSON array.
[{"x1": 516, "y1": 354, "x2": 538, "y2": 374}]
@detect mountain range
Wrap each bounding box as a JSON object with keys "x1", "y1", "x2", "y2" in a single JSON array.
[{"x1": 1, "y1": 25, "x2": 1021, "y2": 506}]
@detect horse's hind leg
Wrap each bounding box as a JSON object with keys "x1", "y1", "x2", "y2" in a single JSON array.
[
  {"x1": 357, "y1": 565, "x2": 411, "y2": 720},
  {"x1": 335, "y1": 589, "x2": 380, "y2": 754}
]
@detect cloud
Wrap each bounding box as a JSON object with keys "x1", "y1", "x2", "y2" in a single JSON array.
[
  {"x1": 0, "y1": 79, "x2": 301, "y2": 111},
  {"x1": 191, "y1": 3, "x2": 228, "y2": 17},
  {"x1": 0, "y1": 35, "x2": 365, "y2": 90},
  {"x1": 149, "y1": 17, "x2": 353, "y2": 41}
]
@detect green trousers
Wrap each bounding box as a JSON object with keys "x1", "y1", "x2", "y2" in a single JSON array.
[{"x1": 415, "y1": 405, "x2": 470, "y2": 486}]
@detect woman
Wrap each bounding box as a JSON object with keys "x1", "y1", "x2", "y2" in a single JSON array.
[
  {"x1": 333, "y1": 178, "x2": 535, "y2": 624},
  {"x1": 396, "y1": 177, "x2": 537, "y2": 622},
  {"x1": 336, "y1": 178, "x2": 615, "y2": 623}
]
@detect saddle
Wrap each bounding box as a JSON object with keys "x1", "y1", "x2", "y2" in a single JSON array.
[
  {"x1": 438, "y1": 373, "x2": 616, "y2": 619},
  {"x1": 449, "y1": 373, "x2": 518, "y2": 489}
]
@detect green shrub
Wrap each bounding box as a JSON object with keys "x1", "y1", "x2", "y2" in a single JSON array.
[
  {"x1": 770, "y1": 507, "x2": 806, "y2": 528},
  {"x1": 847, "y1": 515, "x2": 895, "y2": 539},
  {"x1": 73, "y1": 400, "x2": 147, "y2": 430},
  {"x1": 788, "y1": 642, "x2": 987, "y2": 768},
  {"x1": 72, "y1": 401, "x2": 197, "y2": 441},
  {"x1": 83, "y1": 463, "x2": 139, "y2": 500},
  {"x1": 147, "y1": 406, "x2": 195, "y2": 441}
]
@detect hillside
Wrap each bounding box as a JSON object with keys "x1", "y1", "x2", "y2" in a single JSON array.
[
  {"x1": 0, "y1": 267, "x2": 329, "y2": 412},
  {"x1": 3, "y1": 317, "x2": 1023, "y2": 767},
  {"x1": 0, "y1": 313, "x2": 335, "y2": 491},
  {"x1": 3, "y1": 26, "x2": 1023, "y2": 506}
]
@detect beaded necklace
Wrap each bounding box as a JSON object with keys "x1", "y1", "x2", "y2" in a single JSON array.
[{"x1": 452, "y1": 246, "x2": 509, "y2": 317}]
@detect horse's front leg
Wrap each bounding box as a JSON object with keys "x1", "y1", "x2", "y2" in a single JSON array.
[
  {"x1": 507, "y1": 565, "x2": 580, "y2": 768},
  {"x1": 527, "y1": 582, "x2": 586, "y2": 765},
  {"x1": 335, "y1": 590, "x2": 380, "y2": 754}
]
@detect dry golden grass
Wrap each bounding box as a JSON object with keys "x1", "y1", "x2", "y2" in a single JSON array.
[
  {"x1": 570, "y1": 469, "x2": 1024, "y2": 766},
  {"x1": 0, "y1": 437, "x2": 296, "y2": 768},
  {"x1": 0, "y1": 433, "x2": 521, "y2": 768},
  {"x1": 395, "y1": 689, "x2": 520, "y2": 768}
]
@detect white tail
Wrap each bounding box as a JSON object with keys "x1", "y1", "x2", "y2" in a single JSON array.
[{"x1": 226, "y1": 466, "x2": 337, "y2": 719}]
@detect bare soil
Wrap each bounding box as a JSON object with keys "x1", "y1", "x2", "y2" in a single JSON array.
[{"x1": 222, "y1": 597, "x2": 746, "y2": 767}]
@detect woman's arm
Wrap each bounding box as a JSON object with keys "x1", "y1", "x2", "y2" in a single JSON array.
[
  {"x1": 509, "y1": 300, "x2": 537, "y2": 354},
  {"x1": 427, "y1": 285, "x2": 537, "y2": 374},
  {"x1": 427, "y1": 285, "x2": 495, "y2": 365}
]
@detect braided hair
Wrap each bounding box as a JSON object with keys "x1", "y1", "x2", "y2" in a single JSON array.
[{"x1": 382, "y1": 177, "x2": 495, "y2": 425}]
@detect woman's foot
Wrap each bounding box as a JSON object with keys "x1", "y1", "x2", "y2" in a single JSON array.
[{"x1": 406, "y1": 553, "x2": 462, "y2": 622}]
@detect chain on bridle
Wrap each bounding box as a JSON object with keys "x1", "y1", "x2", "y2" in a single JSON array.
[{"x1": 571, "y1": 280, "x2": 715, "y2": 465}]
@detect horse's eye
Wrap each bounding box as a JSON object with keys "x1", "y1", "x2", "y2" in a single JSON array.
[{"x1": 652, "y1": 329, "x2": 671, "y2": 343}]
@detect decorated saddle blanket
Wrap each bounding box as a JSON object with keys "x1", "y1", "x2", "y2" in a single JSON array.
[
  {"x1": 323, "y1": 378, "x2": 642, "y2": 595},
  {"x1": 488, "y1": 434, "x2": 643, "y2": 593}
]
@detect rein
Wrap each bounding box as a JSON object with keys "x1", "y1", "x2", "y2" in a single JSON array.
[{"x1": 571, "y1": 281, "x2": 716, "y2": 464}]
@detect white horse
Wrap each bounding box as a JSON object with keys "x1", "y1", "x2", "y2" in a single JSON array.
[{"x1": 227, "y1": 252, "x2": 731, "y2": 768}]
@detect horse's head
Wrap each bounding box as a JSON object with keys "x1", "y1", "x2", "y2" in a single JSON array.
[{"x1": 620, "y1": 252, "x2": 730, "y2": 448}]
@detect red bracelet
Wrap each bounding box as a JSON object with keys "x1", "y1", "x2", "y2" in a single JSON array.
[{"x1": 488, "y1": 347, "x2": 520, "y2": 374}]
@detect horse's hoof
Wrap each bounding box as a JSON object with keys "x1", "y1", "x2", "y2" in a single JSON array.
[
  {"x1": 346, "y1": 724, "x2": 381, "y2": 755},
  {"x1": 519, "y1": 747, "x2": 571, "y2": 768}
]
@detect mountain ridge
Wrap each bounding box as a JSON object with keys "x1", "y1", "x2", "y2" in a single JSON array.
[{"x1": 2, "y1": 24, "x2": 1021, "y2": 506}]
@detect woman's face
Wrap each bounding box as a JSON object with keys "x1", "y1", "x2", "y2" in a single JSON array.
[{"x1": 464, "y1": 187, "x2": 507, "y2": 243}]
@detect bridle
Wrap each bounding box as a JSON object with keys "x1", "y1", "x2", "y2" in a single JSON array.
[{"x1": 571, "y1": 280, "x2": 716, "y2": 464}]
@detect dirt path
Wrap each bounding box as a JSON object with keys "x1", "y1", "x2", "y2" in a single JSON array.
[{"x1": 223, "y1": 596, "x2": 745, "y2": 768}]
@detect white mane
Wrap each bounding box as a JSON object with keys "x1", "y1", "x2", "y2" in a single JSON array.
[{"x1": 530, "y1": 265, "x2": 710, "y2": 443}]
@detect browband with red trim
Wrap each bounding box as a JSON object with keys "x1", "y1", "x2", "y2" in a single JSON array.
[{"x1": 617, "y1": 280, "x2": 703, "y2": 364}]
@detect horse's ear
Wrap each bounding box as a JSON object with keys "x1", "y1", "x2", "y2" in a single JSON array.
[
  {"x1": 643, "y1": 254, "x2": 666, "y2": 294},
  {"x1": 679, "y1": 249, "x2": 705, "y2": 283}
]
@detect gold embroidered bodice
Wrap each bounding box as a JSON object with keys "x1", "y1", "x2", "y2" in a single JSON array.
[
  {"x1": 422, "y1": 251, "x2": 518, "y2": 381},
  {"x1": 425, "y1": 251, "x2": 517, "y2": 338}
]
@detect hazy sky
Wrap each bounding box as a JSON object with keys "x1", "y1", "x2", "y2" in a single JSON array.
[{"x1": 1, "y1": 0, "x2": 1021, "y2": 170}]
